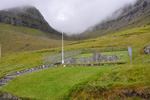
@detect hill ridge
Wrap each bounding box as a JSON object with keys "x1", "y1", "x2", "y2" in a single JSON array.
[
  {"x1": 0, "y1": 6, "x2": 61, "y2": 36},
  {"x1": 80, "y1": 0, "x2": 150, "y2": 39}
]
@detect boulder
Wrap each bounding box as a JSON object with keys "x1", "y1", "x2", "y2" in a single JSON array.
[{"x1": 145, "y1": 46, "x2": 150, "y2": 54}]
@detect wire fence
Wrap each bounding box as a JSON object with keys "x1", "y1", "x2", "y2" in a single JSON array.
[
  {"x1": 43, "y1": 46, "x2": 130, "y2": 65},
  {"x1": 43, "y1": 50, "x2": 82, "y2": 64},
  {"x1": 81, "y1": 46, "x2": 128, "y2": 54}
]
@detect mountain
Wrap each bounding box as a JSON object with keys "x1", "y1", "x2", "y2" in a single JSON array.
[
  {"x1": 0, "y1": 6, "x2": 72, "y2": 55},
  {"x1": 0, "y1": 6, "x2": 61, "y2": 36},
  {"x1": 80, "y1": 0, "x2": 150, "y2": 39}
]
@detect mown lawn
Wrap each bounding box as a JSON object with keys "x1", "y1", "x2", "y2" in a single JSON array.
[{"x1": 0, "y1": 66, "x2": 114, "y2": 100}]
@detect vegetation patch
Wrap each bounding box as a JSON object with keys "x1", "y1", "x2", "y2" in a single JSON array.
[
  {"x1": 0, "y1": 23, "x2": 72, "y2": 55},
  {"x1": 65, "y1": 84, "x2": 150, "y2": 100}
]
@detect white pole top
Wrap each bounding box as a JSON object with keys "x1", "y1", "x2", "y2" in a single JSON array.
[{"x1": 62, "y1": 26, "x2": 64, "y2": 64}]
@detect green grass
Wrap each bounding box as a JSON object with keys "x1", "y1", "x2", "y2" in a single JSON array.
[
  {"x1": 0, "y1": 51, "x2": 43, "y2": 78},
  {"x1": 66, "y1": 62, "x2": 150, "y2": 100},
  {"x1": 0, "y1": 23, "x2": 60, "y2": 39},
  {"x1": 0, "y1": 25, "x2": 150, "y2": 99},
  {"x1": 0, "y1": 23, "x2": 72, "y2": 55},
  {"x1": 0, "y1": 66, "x2": 114, "y2": 100},
  {"x1": 0, "y1": 23, "x2": 73, "y2": 77}
]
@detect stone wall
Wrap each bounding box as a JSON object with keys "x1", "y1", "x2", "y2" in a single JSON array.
[
  {"x1": 0, "y1": 92, "x2": 21, "y2": 100},
  {"x1": 78, "y1": 50, "x2": 121, "y2": 63}
]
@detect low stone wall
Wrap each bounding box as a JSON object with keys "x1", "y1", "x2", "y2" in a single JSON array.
[
  {"x1": 78, "y1": 55, "x2": 120, "y2": 64},
  {"x1": 0, "y1": 92, "x2": 21, "y2": 100},
  {"x1": 6, "y1": 64, "x2": 54, "y2": 77},
  {"x1": 59, "y1": 62, "x2": 126, "y2": 67}
]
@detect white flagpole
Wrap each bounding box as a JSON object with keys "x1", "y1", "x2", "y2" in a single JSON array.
[
  {"x1": 0, "y1": 44, "x2": 1, "y2": 61},
  {"x1": 62, "y1": 26, "x2": 64, "y2": 64}
]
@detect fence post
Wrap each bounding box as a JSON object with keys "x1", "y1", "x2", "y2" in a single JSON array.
[
  {"x1": 56, "y1": 52, "x2": 58, "y2": 62},
  {"x1": 48, "y1": 54, "x2": 50, "y2": 63},
  {"x1": 45, "y1": 56, "x2": 47, "y2": 65},
  {"x1": 81, "y1": 54, "x2": 82, "y2": 63},
  {"x1": 50, "y1": 53, "x2": 52, "y2": 62},
  {"x1": 55, "y1": 55, "x2": 56, "y2": 63},
  {"x1": 66, "y1": 52, "x2": 68, "y2": 59},
  {"x1": 43, "y1": 53, "x2": 45, "y2": 65}
]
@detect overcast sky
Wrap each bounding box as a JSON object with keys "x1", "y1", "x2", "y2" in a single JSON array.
[{"x1": 0, "y1": 0, "x2": 136, "y2": 34}]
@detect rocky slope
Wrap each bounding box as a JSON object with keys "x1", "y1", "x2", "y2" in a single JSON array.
[
  {"x1": 81, "y1": 0, "x2": 150, "y2": 39},
  {"x1": 0, "y1": 6, "x2": 61, "y2": 36}
]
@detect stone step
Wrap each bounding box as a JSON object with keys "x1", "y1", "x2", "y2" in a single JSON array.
[
  {"x1": 0, "y1": 83, "x2": 7, "y2": 87},
  {"x1": 0, "y1": 98, "x2": 10, "y2": 100},
  {"x1": 0, "y1": 79, "x2": 11, "y2": 83},
  {"x1": 0, "y1": 64, "x2": 55, "y2": 88},
  {"x1": 4, "y1": 76, "x2": 15, "y2": 80}
]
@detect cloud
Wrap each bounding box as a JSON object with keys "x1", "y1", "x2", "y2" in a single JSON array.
[{"x1": 0, "y1": 0, "x2": 136, "y2": 34}]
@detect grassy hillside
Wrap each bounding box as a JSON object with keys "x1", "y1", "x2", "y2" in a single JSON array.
[
  {"x1": 0, "y1": 23, "x2": 72, "y2": 55},
  {"x1": 0, "y1": 25, "x2": 150, "y2": 99},
  {"x1": 0, "y1": 23, "x2": 61, "y2": 39},
  {"x1": 79, "y1": 11, "x2": 150, "y2": 39}
]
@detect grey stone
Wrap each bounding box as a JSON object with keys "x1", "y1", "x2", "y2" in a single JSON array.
[
  {"x1": 93, "y1": 50, "x2": 101, "y2": 62},
  {"x1": 145, "y1": 46, "x2": 150, "y2": 54},
  {"x1": 7, "y1": 93, "x2": 12, "y2": 98}
]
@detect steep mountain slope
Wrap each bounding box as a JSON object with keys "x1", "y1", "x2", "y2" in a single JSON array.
[
  {"x1": 0, "y1": 6, "x2": 61, "y2": 37},
  {"x1": 0, "y1": 6, "x2": 73, "y2": 55},
  {"x1": 80, "y1": 0, "x2": 150, "y2": 39},
  {"x1": 0, "y1": 23, "x2": 72, "y2": 55}
]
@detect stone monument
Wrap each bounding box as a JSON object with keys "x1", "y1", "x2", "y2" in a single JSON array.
[{"x1": 93, "y1": 50, "x2": 101, "y2": 62}]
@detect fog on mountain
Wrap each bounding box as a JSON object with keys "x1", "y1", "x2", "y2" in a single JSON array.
[{"x1": 0, "y1": 0, "x2": 136, "y2": 34}]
